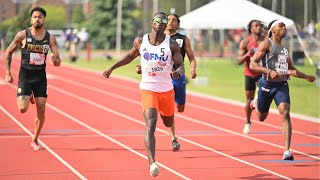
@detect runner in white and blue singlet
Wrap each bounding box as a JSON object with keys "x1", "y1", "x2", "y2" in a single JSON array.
[{"x1": 250, "y1": 20, "x2": 315, "y2": 161}]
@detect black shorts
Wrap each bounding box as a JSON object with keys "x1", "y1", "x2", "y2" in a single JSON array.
[
  {"x1": 17, "y1": 68, "x2": 47, "y2": 98},
  {"x1": 245, "y1": 75, "x2": 261, "y2": 91}
]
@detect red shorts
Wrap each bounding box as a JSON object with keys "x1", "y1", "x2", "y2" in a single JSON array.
[{"x1": 140, "y1": 89, "x2": 175, "y2": 116}]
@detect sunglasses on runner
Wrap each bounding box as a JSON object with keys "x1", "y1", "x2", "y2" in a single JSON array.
[{"x1": 152, "y1": 17, "x2": 168, "y2": 24}]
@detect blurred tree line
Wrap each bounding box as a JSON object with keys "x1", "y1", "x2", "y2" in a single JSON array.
[{"x1": 0, "y1": 0, "x2": 318, "y2": 50}]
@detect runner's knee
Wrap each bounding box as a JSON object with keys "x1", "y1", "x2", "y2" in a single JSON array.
[
  {"x1": 18, "y1": 106, "x2": 28, "y2": 113},
  {"x1": 161, "y1": 116, "x2": 174, "y2": 127}
]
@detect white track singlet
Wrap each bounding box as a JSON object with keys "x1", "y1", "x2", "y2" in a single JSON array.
[{"x1": 139, "y1": 34, "x2": 173, "y2": 92}]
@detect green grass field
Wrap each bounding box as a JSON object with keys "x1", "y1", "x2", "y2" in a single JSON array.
[{"x1": 63, "y1": 56, "x2": 320, "y2": 118}]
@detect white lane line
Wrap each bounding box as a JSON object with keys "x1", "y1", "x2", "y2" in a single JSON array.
[
  {"x1": 54, "y1": 74, "x2": 319, "y2": 140},
  {"x1": 47, "y1": 104, "x2": 191, "y2": 180},
  {"x1": 0, "y1": 80, "x2": 190, "y2": 179},
  {"x1": 0, "y1": 79, "x2": 7, "y2": 85},
  {"x1": 48, "y1": 78, "x2": 320, "y2": 160},
  {"x1": 57, "y1": 64, "x2": 320, "y2": 123},
  {"x1": 49, "y1": 85, "x2": 292, "y2": 180},
  {"x1": 0, "y1": 106, "x2": 87, "y2": 180}
]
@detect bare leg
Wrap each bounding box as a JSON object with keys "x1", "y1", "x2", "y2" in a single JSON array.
[
  {"x1": 143, "y1": 108, "x2": 158, "y2": 165},
  {"x1": 277, "y1": 102, "x2": 292, "y2": 151},
  {"x1": 161, "y1": 114, "x2": 180, "y2": 151},
  {"x1": 168, "y1": 120, "x2": 176, "y2": 141},
  {"x1": 245, "y1": 90, "x2": 255, "y2": 124},
  {"x1": 167, "y1": 103, "x2": 184, "y2": 141},
  {"x1": 32, "y1": 97, "x2": 47, "y2": 142}
]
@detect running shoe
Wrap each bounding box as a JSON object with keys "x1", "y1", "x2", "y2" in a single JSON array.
[
  {"x1": 283, "y1": 150, "x2": 294, "y2": 161},
  {"x1": 149, "y1": 162, "x2": 159, "y2": 177},
  {"x1": 30, "y1": 141, "x2": 42, "y2": 150},
  {"x1": 30, "y1": 93, "x2": 35, "y2": 104},
  {"x1": 243, "y1": 123, "x2": 251, "y2": 134},
  {"x1": 172, "y1": 138, "x2": 180, "y2": 152}
]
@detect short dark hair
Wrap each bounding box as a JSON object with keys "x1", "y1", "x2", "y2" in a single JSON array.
[
  {"x1": 247, "y1": 20, "x2": 260, "y2": 34},
  {"x1": 30, "y1": 7, "x2": 46, "y2": 17},
  {"x1": 169, "y1": 14, "x2": 180, "y2": 25}
]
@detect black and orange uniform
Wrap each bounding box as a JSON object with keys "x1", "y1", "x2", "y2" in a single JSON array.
[{"x1": 17, "y1": 29, "x2": 50, "y2": 97}]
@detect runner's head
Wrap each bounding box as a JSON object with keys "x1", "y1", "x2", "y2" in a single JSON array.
[
  {"x1": 268, "y1": 20, "x2": 286, "y2": 38},
  {"x1": 167, "y1": 14, "x2": 180, "y2": 31},
  {"x1": 247, "y1": 20, "x2": 262, "y2": 35},
  {"x1": 30, "y1": 7, "x2": 46, "y2": 29},
  {"x1": 151, "y1": 12, "x2": 168, "y2": 33}
]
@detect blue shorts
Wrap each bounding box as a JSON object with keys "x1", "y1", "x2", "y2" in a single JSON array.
[
  {"x1": 257, "y1": 77, "x2": 290, "y2": 113},
  {"x1": 172, "y1": 75, "x2": 186, "y2": 105}
]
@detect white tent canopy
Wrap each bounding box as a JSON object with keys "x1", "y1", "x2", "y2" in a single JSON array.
[{"x1": 180, "y1": 0, "x2": 295, "y2": 30}]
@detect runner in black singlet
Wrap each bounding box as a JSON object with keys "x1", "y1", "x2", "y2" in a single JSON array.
[{"x1": 4, "y1": 7, "x2": 61, "y2": 150}]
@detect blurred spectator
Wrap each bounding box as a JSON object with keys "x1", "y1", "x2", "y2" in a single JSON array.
[
  {"x1": 78, "y1": 27, "x2": 89, "y2": 49},
  {"x1": 64, "y1": 29, "x2": 72, "y2": 50},
  {"x1": 306, "y1": 20, "x2": 315, "y2": 39},
  {"x1": 295, "y1": 23, "x2": 305, "y2": 38},
  {"x1": 69, "y1": 29, "x2": 80, "y2": 62},
  {"x1": 195, "y1": 30, "x2": 205, "y2": 58}
]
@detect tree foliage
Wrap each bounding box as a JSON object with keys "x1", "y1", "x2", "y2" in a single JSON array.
[
  {"x1": 41, "y1": 5, "x2": 67, "y2": 29},
  {"x1": 72, "y1": 5, "x2": 85, "y2": 27},
  {"x1": 5, "y1": 6, "x2": 31, "y2": 42},
  {"x1": 87, "y1": 0, "x2": 136, "y2": 49}
]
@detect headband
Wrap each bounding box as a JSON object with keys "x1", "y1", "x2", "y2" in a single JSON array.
[{"x1": 268, "y1": 20, "x2": 283, "y2": 37}]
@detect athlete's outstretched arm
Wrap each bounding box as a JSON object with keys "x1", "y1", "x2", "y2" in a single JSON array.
[
  {"x1": 250, "y1": 39, "x2": 279, "y2": 79},
  {"x1": 184, "y1": 36, "x2": 197, "y2": 79},
  {"x1": 170, "y1": 40, "x2": 183, "y2": 80},
  {"x1": 103, "y1": 37, "x2": 141, "y2": 78},
  {"x1": 286, "y1": 55, "x2": 315, "y2": 82},
  {"x1": 4, "y1": 31, "x2": 25, "y2": 83},
  {"x1": 50, "y1": 35, "x2": 61, "y2": 66}
]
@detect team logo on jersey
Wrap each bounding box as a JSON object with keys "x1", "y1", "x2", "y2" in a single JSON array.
[
  {"x1": 43, "y1": 45, "x2": 49, "y2": 53},
  {"x1": 143, "y1": 52, "x2": 168, "y2": 61},
  {"x1": 280, "y1": 48, "x2": 289, "y2": 58},
  {"x1": 17, "y1": 88, "x2": 22, "y2": 94},
  {"x1": 27, "y1": 38, "x2": 32, "y2": 42},
  {"x1": 142, "y1": 48, "x2": 147, "y2": 52}
]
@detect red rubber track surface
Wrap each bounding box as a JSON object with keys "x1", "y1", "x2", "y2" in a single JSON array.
[{"x1": 0, "y1": 58, "x2": 319, "y2": 180}]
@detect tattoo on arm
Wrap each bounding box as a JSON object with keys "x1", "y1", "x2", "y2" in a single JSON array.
[{"x1": 5, "y1": 32, "x2": 24, "y2": 73}]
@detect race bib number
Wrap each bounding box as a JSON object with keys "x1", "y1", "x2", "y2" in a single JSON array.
[
  {"x1": 274, "y1": 54, "x2": 288, "y2": 74},
  {"x1": 275, "y1": 68, "x2": 289, "y2": 75},
  {"x1": 147, "y1": 61, "x2": 163, "y2": 73},
  {"x1": 29, "y1": 53, "x2": 45, "y2": 65}
]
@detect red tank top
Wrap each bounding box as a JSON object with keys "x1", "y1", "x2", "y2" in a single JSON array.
[{"x1": 244, "y1": 36, "x2": 262, "y2": 77}]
